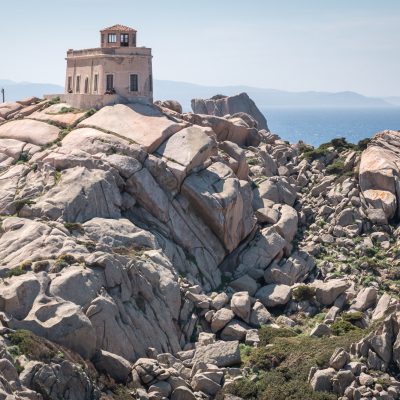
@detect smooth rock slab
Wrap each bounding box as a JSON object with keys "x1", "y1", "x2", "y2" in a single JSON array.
[
  {"x1": 313, "y1": 279, "x2": 350, "y2": 306},
  {"x1": 25, "y1": 166, "x2": 122, "y2": 222},
  {"x1": 79, "y1": 103, "x2": 187, "y2": 153},
  {"x1": 192, "y1": 340, "x2": 240, "y2": 367},
  {"x1": 29, "y1": 107, "x2": 86, "y2": 127},
  {"x1": 255, "y1": 284, "x2": 292, "y2": 308},
  {"x1": 0, "y1": 119, "x2": 60, "y2": 146},
  {"x1": 155, "y1": 125, "x2": 216, "y2": 180}
]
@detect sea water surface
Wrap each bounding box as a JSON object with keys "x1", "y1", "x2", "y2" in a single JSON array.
[{"x1": 263, "y1": 107, "x2": 400, "y2": 147}]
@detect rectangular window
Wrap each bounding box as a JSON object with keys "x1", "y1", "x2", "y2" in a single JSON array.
[
  {"x1": 93, "y1": 74, "x2": 98, "y2": 93},
  {"x1": 108, "y1": 33, "x2": 117, "y2": 43},
  {"x1": 84, "y1": 77, "x2": 89, "y2": 94},
  {"x1": 149, "y1": 74, "x2": 153, "y2": 92},
  {"x1": 121, "y1": 34, "x2": 129, "y2": 46},
  {"x1": 76, "y1": 76, "x2": 81, "y2": 93},
  {"x1": 130, "y1": 74, "x2": 138, "y2": 92},
  {"x1": 67, "y1": 76, "x2": 72, "y2": 92},
  {"x1": 106, "y1": 74, "x2": 114, "y2": 91}
]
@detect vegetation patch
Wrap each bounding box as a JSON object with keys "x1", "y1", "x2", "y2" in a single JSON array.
[
  {"x1": 13, "y1": 198, "x2": 35, "y2": 214},
  {"x1": 13, "y1": 151, "x2": 30, "y2": 165},
  {"x1": 64, "y1": 222, "x2": 84, "y2": 234},
  {"x1": 224, "y1": 324, "x2": 366, "y2": 400},
  {"x1": 112, "y1": 385, "x2": 136, "y2": 399},
  {"x1": 7, "y1": 260, "x2": 32, "y2": 277},
  {"x1": 48, "y1": 96, "x2": 61, "y2": 105},
  {"x1": 50, "y1": 253, "x2": 78, "y2": 272},
  {"x1": 112, "y1": 245, "x2": 146, "y2": 258},
  {"x1": 259, "y1": 326, "x2": 297, "y2": 346},
  {"x1": 32, "y1": 260, "x2": 50, "y2": 273},
  {"x1": 292, "y1": 285, "x2": 316, "y2": 301}
]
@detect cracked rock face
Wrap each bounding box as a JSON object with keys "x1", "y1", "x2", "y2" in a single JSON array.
[
  {"x1": 9, "y1": 95, "x2": 400, "y2": 399},
  {"x1": 0, "y1": 100, "x2": 267, "y2": 371}
]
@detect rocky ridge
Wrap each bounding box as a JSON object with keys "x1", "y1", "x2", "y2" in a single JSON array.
[{"x1": 0, "y1": 95, "x2": 399, "y2": 399}]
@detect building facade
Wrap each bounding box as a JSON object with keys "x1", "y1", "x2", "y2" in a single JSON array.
[{"x1": 59, "y1": 24, "x2": 153, "y2": 109}]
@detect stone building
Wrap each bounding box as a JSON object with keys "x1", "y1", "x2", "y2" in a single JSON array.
[{"x1": 52, "y1": 24, "x2": 153, "y2": 109}]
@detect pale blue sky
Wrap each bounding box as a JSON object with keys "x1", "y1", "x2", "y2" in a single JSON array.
[{"x1": 1, "y1": 0, "x2": 399, "y2": 96}]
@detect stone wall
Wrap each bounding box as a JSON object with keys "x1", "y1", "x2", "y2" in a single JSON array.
[{"x1": 44, "y1": 93, "x2": 151, "y2": 109}]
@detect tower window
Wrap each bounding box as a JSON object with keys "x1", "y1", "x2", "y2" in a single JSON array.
[
  {"x1": 106, "y1": 74, "x2": 114, "y2": 91},
  {"x1": 93, "y1": 74, "x2": 98, "y2": 93},
  {"x1": 121, "y1": 34, "x2": 129, "y2": 46},
  {"x1": 84, "y1": 77, "x2": 89, "y2": 94},
  {"x1": 76, "y1": 76, "x2": 81, "y2": 93},
  {"x1": 67, "y1": 76, "x2": 72, "y2": 92},
  {"x1": 130, "y1": 74, "x2": 138, "y2": 92},
  {"x1": 108, "y1": 33, "x2": 117, "y2": 43}
]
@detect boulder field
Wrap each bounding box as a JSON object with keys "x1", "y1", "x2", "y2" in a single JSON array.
[{"x1": 0, "y1": 96, "x2": 399, "y2": 399}]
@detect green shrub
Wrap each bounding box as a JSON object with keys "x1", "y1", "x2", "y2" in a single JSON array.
[
  {"x1": 319, "y1": 137, "x2": 355, "y2": 152},
  {"x1": 57, "y1": 107, "x2": 78, "y2": 114},
  {"x1": 112, "y1": 385, "x2": 135, "y2": 399},
  {"x1": 14, "y1": 151, "x2": 30, "y2": 165},
  {"x1": 331, "y1": 319, "x2": 359, "y2": 336},
  {"x1": 48, "y1": 96, "x2": 60, "y2": 105},
  {"x1": 301, "y1": 147, "x2": 329, "y2": 162},
  {"x1": 292, "y1": 285, "x2": 316, "y2": 301},
  {"x1": 326, "y1": 159, "x2": 346, "y2": 175},
  {"x1": 259, "y1": 326, "x2": 297, "y2": 346},
  {"x1": 226, "y1": 377, "x2": 260, "y2": 399},
  {"x1": 357, "y1": 138, "x2": 371, "y2": 151},
  {"x1": 258, "y1": 378, "x2": 336, "y2": 400},
  {"x1": 51, "y1": 253, "x2": 77, "y2": 272},
  {"x1": 342, "y1": 311, "x2": 364, "y2": 322},
  {"x1": 226, "y1": 328, "x2": 364, "y2": 400},
  {"x1": 7, "y1": 260, "x2": 32, "y2": 277},
  {"x1": 32, "y1": 260, "x2": 50, "y2": 273},
  {"x1": 8, "y1": 330, "x2": 56, "y2": 361},
  {"x1": 64, "y1": 222, "x2": 84, "y2": 234},
  {"x1": 13, "y1": 198, "x2": 35, "y2": 213}
]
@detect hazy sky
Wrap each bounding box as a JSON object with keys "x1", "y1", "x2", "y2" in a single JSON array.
[{"x1": 1, "y1": 0, "x2": 399, "y2": 96}]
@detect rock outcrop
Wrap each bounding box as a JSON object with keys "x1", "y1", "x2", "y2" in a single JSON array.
[
  {"x1": 2, "y1": 94, "x2": 400, "y2": 399},
  {"x1": 359, "y1": 130, "x2": 400, "y2": 220},
  {"x1": 191, "y1": 92, "x2": 269, "y2": 131}
]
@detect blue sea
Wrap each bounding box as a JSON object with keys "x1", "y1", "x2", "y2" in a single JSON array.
[{"x1": 263, "y1": 107, "x2": 400, "y2": 147}]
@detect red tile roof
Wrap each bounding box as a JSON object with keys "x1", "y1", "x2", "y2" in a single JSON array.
[{"x1": 101, "y1": 24, "x2": 137, "y2": 32}]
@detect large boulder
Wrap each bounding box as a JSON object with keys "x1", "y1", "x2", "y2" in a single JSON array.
[
  {"x1": 191, "y1": 93, "x2": 268, "y2": 131},
  {"x1": 255, "y1": 284, "x2": 292, "y2": 308},
  {"x1": 0, "y1": 119, "x2": 60, "y2": 146},
  {"x1": 191, "y1": 340, "x2": 240, "y2": 367},
  {"x1": 359, "y1": 130, "x2": 400, "y2": 219},
  {"x1": 20, "y1": 360, "x2": 100, "y2": 400},
  {"x1": 181, "y1": 162, "x2": 255, "y2": 252},
  {"x1": 10, "y1": 299, "x2": 98, "y2": 359},
  {"x1": 154, "y1": 125, "x2": 217, "y2": 185},
  {"x1": 312, "y1": 279, "x2": 350, "y2": 306}
]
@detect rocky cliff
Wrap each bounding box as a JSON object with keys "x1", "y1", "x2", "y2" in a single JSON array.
[
  {"x1": 191, "y1": 92, "x2": 269, "y2": 132},
  {"x1": 0, "y1": 95, "x2": 399, "y2": 400}
]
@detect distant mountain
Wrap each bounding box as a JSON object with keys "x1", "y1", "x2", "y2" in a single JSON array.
[
  {"x1": 154, "y1": 80, "x2": 395, "y2": 110},
  {"x1": 0, "y1": 78, "x2": 397, "y2": 110},
  {"x1": 0, "y1": 80, "x2": 63, "y2": 102},
  {"x1": 384, "y1": 97, "x2": 400, "y2": 107}
]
